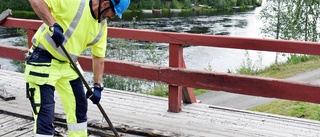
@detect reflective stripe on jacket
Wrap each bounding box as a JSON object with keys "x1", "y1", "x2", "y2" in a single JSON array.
[{"x1": 32, "y1": 0, "x2": 107, "y2": 62}]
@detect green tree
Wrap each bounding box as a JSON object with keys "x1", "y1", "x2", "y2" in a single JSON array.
[
  {"x1": 183, "y1": 0, "x2": 192, "y2": 9},
  {"x1": 170, "y1": 0, "x2": 180, "y2": 9},
  {"x1": 210, "y1": 0, "x2": 237, "y2": 9},
  {"x1": 259, "y1": 0, "x2": 320, "y2": 64},
  {"x1": 261, "y1": 0, "x2": 320, "y2": 41},
  {"x1": 291, "y1": 0, "x2": 320, "y2": 42},
  {"x1": 0, "y1": 0, "x2": 32, "y2": 12},
  {"x1": 259, "y1": 0, "x2": 291, "y2": 64},
  {"x1": 237, "y1": 0, "x2": 246, "y2": 6},
  {"x1": 154, "y1": 0, "x2": 163, "y2": 9}
]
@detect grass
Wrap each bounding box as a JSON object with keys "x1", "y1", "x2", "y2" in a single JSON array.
[
  {"x1": 246, "y1": 56, "x2": 320, "y2": 121},
  {"x1": 257, "y1": 57, "x2": 320, "y2": 79},
  {"x1": 146, "y1": 55, "x2": 320, "y2": 121},
  {"x1": 256, "y1": 57, "x2": 320, "y2": 79},
  {"x1": 143, "y1": 85, "x2": 213, "y2": 97},
  {"x1": 248, "y1": 100, "x2": 320, "y2": 121}
]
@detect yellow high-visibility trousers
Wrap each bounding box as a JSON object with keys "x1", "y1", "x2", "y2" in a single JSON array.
[{"x1": 24, "y1": 47, "x2": 88, "y2": 137}]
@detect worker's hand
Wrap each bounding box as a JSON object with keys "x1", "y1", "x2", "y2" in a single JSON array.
[
  {"x1": 51, "y1": 23, "x2": 64, "y2": 47},
  {"x1": 86, "y1": 86, "x2": 103, "y2": 104}
]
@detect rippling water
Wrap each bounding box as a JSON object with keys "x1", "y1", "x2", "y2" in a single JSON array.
[
  {"x1": 109, "y1": 6, "x2": 287, "y2": 72},
  {"x1": 0, "y1": 4, "x2": 287, "y2": 72}
]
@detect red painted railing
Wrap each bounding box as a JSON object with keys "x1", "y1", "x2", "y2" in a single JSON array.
[{"x1": 2, "y1": 18, "x2": 320, "y2": 112}]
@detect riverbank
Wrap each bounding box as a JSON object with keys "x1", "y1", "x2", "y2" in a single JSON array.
[
  {"x1": 248, "y1": 57, "x2": 320, "y2": 121},
  {"x1": 198, "y1": 56, "x2": 320, "y2": 121},
  {"x1": 5, "y1": 0, "x2": 263, "y2": 20}
]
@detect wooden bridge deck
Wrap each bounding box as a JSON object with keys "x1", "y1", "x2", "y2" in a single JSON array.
[{"x1": 1, "y1": 69, "x2": 320, "y2": 137}]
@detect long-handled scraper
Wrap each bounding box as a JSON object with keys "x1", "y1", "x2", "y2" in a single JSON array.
[{"x1": 60, "y1": 45, "x2": 119, "y2": 137}]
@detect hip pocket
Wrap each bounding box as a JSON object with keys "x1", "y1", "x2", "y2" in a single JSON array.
[{"x1": 24, "y1": 62, "x2": 51, "y2": 85}]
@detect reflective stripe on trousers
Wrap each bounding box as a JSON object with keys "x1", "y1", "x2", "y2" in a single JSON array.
[
  {"x1": 24, "y1": 47, "x2": 88, "y2": 136},
  {"x1": 34, "y1": 134, "x2": 53, "y2": 137},
  {"x1": 67, "y1": 122, "x2": 88, "y2": 136}
]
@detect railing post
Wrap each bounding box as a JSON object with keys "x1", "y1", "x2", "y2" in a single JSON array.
[
  {"x1": 182, "y1": 60, "x2": 197, "y2": 104},
  {"x1": 27, "y1": 29, "x2": 36, "y2": 48},
  {"x1": 168, "y1": 43, "x2": 183, "y2": 112}
]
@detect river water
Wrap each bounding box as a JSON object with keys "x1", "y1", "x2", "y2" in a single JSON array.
[
  {"x1": 109, "y1": 5, "x2": 287, "y2": 72},
  {"x1": 0, "y1": 3, "x2": 287, "y2": 72}
]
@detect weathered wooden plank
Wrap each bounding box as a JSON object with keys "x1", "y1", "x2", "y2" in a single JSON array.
[
  {"x1": 2, "y1": 54, "x2": 320, "y2": 107},
  {"x1": 2, "y1": 18, "x2": 320, "y2": 110},
  {"x1": 1, "y1": 17, "x2": 42, "y2": 30},
  {"x1": 0, "y1": 9, "x2": 12, "y2": 24},
  {"x1": 97, "y1": 57, "x2": 320, "y2": 104},
  {"x1": 0, "y1": 94, "x2": 15, "y2": 101},
  {"x1": 0, "y1": 84, "x2": 15, "y2": 101},
  {"x1": 0, "y1": 114, "x2": 33, "y2": 137},
  {"x1": 0, "y1": 116, "x2": 16, "y2": 125},
  {"x1": 0, "y1": 44, "x2": 28, "y2": 61},
  {"x1": 1, "y1": 70, "x2": 320, "y2": 137},
  {"x1": 168, "y1": 43, "x2": 183, "y2": 112},
  {"x1": 0, "y1": 119, "x2": 30, "y2": 133},
  {"x1": 11, "y1": 125, "x2": 34, "y2": 137}
]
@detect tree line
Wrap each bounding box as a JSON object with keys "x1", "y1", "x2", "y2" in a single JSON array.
[
  {"x1": 0, "y1": 0, "x2": 261, "y2": 13},
  {"x1": 127, "y1": 0, "x2": 260, "y2": 10},
  {"x1": 0, "y1": 0, "x2": 33, "y2": 12},
  {"x1": 259, "y1": 0, "x2": 320, "y2": 64}
]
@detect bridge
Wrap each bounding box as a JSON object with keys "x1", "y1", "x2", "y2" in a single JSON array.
[{"x1": 0, "y1": 18, "x2": 320, "y2": 136}]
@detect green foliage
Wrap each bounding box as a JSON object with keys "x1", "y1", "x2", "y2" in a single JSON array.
[
  {"x1": 143, "y1": 84, "x2": 208, "y2": 97},
  {"x1": 1, "y1": 0, "x2": 259, "y2": 14},
  {"x1": 245, "y1": 57, "x2": 320, "y2": 121},
  {"x1": 236, "y1": 51, "x2": 261, "y2": 75},
  {"x1": 104, "y1": 75, "x2": 143, "y2": 92},
  {"x1": 142, "y1": 0, "x2": 155, "y2": 9},
  {"x1": 12, "y1": 10, "x2": 38, "y2": 19},
  {"x1": 249, "y1": 100, "x2": 320, "y2": 121},
  {"x1": 236, "y1": 51, "x2": 320, "y2": 77},
  {"x1": 256, "y1": 0, "x2": 263, "y2": 6},
  {"x1": 10, "y1": 60, "x2": 25, "y2": 73},
  {"x1": 240, "y1": 54, "x2": 320, "y2": 121},
  {"x1": 183, "y1": 0, "x2": 192, "y2": 9},
  {"x1": 260, "y1": 0, "x2": 320, "y2": 42},
  {"x1": 194, "y1": 89, "x2": 209, "y2": 96},
  {"x1": 259, "y1": 0, "x2": 320, "y2": 65},
  {"x1": 0, "y1": 0, "x2": 32, "y2": 12},
  {"x1": 216, "y1": 0, "x2": 238, "y2": 9},
  {"x1": 153, "y1": 0, "x2": 164, "y2": 9},
  {"x1": 286, "y1": 54, "x2": 317, "y2": 65},
  {"x1": 170, "y1": 0, "x2": 180, "y2": 9},
  {"x1": 204, "y1": 63, "x2": 213, "y2": 71},
  {"x1": 236, "y1": 0, "x2": 245, "y2": 6},
  {"x1": 199, "y1": 0, "x2": 253, "y2": 9},
  {"x1": 16, "y1": 29, "x2": 28, "y2": 47},
  {"x1": 130, "y1": 0, "x2": 166, "y2": 10},
  {"x1": 103, "y1": 37, "x2": 167, "y2": 92},
  {"x1": 143, "y1": 84, "x2": 168, "y2": 97}
]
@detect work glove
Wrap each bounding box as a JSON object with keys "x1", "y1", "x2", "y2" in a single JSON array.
[
  {"x1": 50, "y1": 23, "x2": 64, "y2": 47},
  {"x1": 86, "y1": 86, "x2": 103, "y2": 104}
]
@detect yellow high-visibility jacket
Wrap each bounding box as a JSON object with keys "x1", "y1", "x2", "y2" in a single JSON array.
[{"x1": 32, "y1": 0, "x2": 107, "y2": 62}]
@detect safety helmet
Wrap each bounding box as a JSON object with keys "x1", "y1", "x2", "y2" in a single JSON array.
[{"x1": 110, "y1": 0, "x2": 130, "y2": 19}]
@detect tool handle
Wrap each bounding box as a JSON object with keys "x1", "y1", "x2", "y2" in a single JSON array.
[{"x1": 60, "y1": 45, "x2": 119, "y2": 137}]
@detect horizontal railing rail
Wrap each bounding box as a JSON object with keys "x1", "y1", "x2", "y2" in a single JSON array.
[{"x1": 1, "y1": 18, "x2": 320, "y2": 112}]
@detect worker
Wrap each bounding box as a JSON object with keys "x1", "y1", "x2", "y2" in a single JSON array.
[{"x1": 25, "y1": 0, "x2": 130, "y2": 136}]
